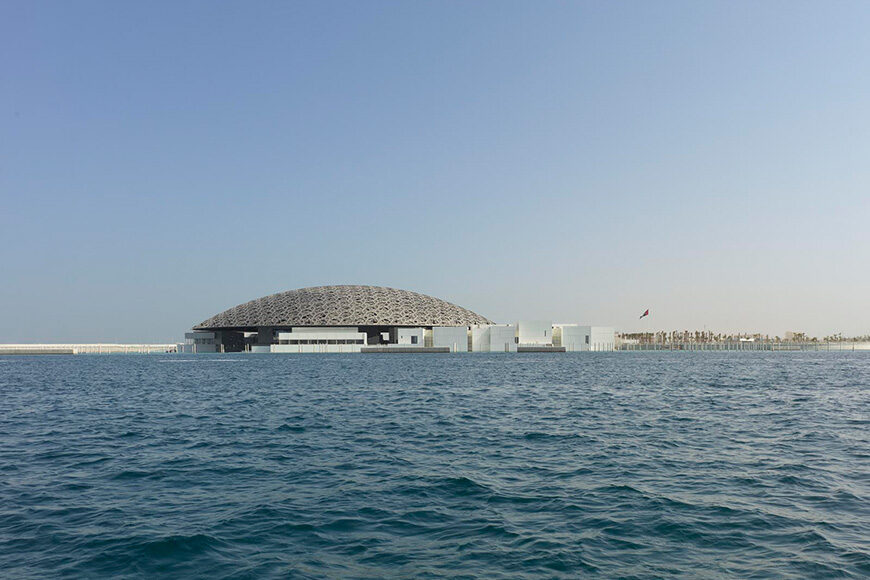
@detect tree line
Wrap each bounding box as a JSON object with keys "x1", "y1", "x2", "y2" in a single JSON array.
[{"x1": 618, "y1": 331, "x2": 870, "y2": 344}]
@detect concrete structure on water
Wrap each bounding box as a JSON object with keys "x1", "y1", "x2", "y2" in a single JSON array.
[
  {"x1": 0, "y1": 344, "x2": 179, "y2": 355},
  {"x1": 184, "y1": 285, "x2": 615, "y2": 354},
  {"x1": 553, "y1": 325, "x2": 616, "y2": 352}
]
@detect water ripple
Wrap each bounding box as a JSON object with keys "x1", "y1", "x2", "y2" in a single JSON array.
[{"x1": 0, "y1": 352, "x2": 868, "y2": 578}]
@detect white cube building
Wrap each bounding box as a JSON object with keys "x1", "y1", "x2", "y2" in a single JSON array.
[
  {"x1": 183, "y1": 331, "x2": 218, "y2": 353},
  {"x1": 392, "y1": 327, "x2": 424, "y2": 346},
  {"x1": 470, "y1": 324, "x2": 518, "y2": 352},
  {"x1": 589, "y1": 326, "x2": 616, "y2": 351},
  {"x1": 429, "y1": 326, "x2": 469, "y2": 352},
  {"x1": 516, "y1": 321, "x2": 553, "y2": 346},
  {"x1": 553, "y1": 324, "x2": 589, "y2": 352},
  {"x1": 553, "y1": 325, "x2": 616, "y2": 351}
]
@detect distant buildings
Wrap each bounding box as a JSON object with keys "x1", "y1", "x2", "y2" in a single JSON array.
[{"x1": 183, "y1": 285, "x2": 616, "y2": 354}]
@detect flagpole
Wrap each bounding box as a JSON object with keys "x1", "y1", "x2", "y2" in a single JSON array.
[
  {"x1": 638, "y1": 308, "x2": 650, "y2": 348},
  {"x1": 645, "y1": 311, "x2": 649, "y2": 348}
]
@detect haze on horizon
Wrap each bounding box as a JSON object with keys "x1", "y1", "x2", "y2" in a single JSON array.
[{"x1": 2, "y1": 1, "x2": 868, "y2": 343}]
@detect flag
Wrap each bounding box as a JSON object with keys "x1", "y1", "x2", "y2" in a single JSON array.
[{"x1": 639, "y1": 309, "x2": 649, "y2": 319}]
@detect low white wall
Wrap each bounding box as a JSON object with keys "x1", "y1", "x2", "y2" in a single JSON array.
[
  {"x1": 277, "y1": 327, "x2": 364, "y2": 341},
  {"x1": 273, "y1": 327, "x2": 367, "y2": 353},
  {"x1": 272, "y1": 343, "x2": 364, "y2": 353}
]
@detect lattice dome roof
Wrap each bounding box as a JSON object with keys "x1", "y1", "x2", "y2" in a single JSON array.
[{"x1": 194, "y1": 285, "x2": 493, "y2": 329}]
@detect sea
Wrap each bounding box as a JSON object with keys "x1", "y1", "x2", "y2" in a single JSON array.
[{"x1": 1, "y1": 352, "x2": 868, "y2": 578}]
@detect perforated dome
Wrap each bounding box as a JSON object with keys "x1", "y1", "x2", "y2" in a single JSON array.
[{"x1": 194, "y1": 285, "x2": 492, "y2": 329}]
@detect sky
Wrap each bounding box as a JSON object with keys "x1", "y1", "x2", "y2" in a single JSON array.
[{"x1": 1, "y1": 0, "x2": 869, "y2": 342}]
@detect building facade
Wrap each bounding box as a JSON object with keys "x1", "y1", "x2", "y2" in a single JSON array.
[
  {"x1": 185, "y1": 285, "x2": 616, "y2": 354},
  {"x1": 553, "y1": 325, "x2": 616, "y2": 351}
]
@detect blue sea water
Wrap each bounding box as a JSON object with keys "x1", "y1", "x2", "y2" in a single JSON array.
[{"x1": 1, "y1": 352, "x2": 868, "y2": 579}]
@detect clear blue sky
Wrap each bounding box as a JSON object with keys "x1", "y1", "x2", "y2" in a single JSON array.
[{"x1": 2, "y1": 1, "x2": 868, "y2": 342}]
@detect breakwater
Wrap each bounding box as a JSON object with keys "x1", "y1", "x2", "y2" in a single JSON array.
[{"x1": 0, "y1": 344, "x2": 178, "y2": 355}]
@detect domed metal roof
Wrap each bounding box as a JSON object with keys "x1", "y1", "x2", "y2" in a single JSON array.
[{"x1": 194, "y1": 285, "x2": 493, "y2": 329}]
